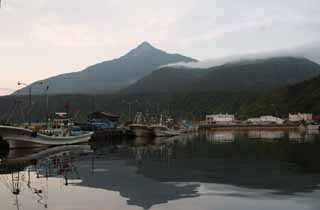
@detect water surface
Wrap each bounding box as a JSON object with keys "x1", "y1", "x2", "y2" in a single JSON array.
[{"x1": 1, "y1": 130, "x2": 320, "y2": 210}]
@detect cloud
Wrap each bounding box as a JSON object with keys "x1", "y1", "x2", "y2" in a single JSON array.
[
  {"x1": 1, "y1": 0, "x2": 320, "y2": 92},
  {"x1": 162, "y1": 53, "x2": 284, "y2": 69},
  {"x1": 164, "y1": 42, "x2": 320, "y2": 69}
]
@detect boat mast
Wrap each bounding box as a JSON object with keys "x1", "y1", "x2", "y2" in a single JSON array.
[
  {"x1": 18, "y1": 81, "x2": 44, "y2": 126},
  {"x1": 46, "y1": 85, "x2": 50, "y2": 124}
]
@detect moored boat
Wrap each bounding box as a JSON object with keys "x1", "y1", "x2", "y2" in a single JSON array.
[
  {"x1": 0, "y1": 113, "x2": 93, "y2": 149},
  {"x1": 128, "y1": 124, "x2": 154, "y2": 137},
  {"x1": 150, "y1": 115, "x2": 182, "y2": 137},
  {"x1": 128, "y1": 112, "x2": 154, "y2": 137},
  {"x1": 0, "y1": 126, "x2": 93, "y2": 149},
  {"x1": 150, "y1": 124, "x2": 181, "y2": 137}
]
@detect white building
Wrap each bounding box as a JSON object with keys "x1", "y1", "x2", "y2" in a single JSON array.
[
  {"x1": 247, "y1": 116, "x2": 284, "y2": 125},
  {"x1": 288, "y1": 113, "x2": 313, "y2": 122},
  {"x1": 206, "y1": 113, "x2": 235, "y2": 124}
]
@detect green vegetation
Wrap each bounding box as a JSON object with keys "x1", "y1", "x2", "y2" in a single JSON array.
[{"x1": 241, "y1": 76, "x2": 320, "y2": 117}]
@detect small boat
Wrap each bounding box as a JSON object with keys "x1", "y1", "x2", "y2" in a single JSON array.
[{"x1": 0, "y1": 113, "x2": 93, "y2": 149}]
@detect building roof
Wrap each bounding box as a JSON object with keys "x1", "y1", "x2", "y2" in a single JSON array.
[{"x1": 89, "y1": 111, "x2": 120, "y2": 118}]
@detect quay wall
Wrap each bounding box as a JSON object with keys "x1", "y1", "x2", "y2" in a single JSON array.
[{"x1": 199, "y1": 124, "x2": 301, "y2": 131}]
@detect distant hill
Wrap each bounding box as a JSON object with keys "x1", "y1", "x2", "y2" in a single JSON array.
[
  {"x1": 240, "y1": 74, "x2": 320, "y2": 117},
  {"x1": 15, "y1": 42, "x2": 196, "y2": 95},
  {"x1": 124, "y1": 57, "x2": 320, "y2": 93}
]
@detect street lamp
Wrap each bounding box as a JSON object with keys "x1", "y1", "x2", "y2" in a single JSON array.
[{"x1": 17, "y1": 81, "x2": 44, "y2": 126}]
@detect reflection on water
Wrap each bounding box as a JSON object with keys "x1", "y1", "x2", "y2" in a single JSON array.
[
  {"x1": 0, "y1": 131, "x2": 320, "y2": 210},
  {"x1": 248, "y1": 130, "x2": 287, "y2": 139}
]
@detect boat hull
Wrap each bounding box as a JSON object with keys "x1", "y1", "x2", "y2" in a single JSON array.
[
  {"x1": 151, "y1": 125, "x2": 182, "y2": 137},
  {"x1": 0, "y1": 126, "x2": 93, "y2": 149},
  {"x1": 153, "y1": 129, "x2": 181, "y2": 137},
  {"x1": 129, "y1": 125, "x2": 154, "y2": 137}
]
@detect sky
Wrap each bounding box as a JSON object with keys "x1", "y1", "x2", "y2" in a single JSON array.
[{"x1": 0, "y1": 0, "x2": 320, "y2": 95}]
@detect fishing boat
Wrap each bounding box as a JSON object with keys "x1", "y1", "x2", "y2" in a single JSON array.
[
  {"x1": 150, "y1": 115, "x2": 181, "y2": 137},
  {"x1": 128, "y1": 112, "x2": 154, "y2": 137},
  {"x1": 151, "y1": 124, "x2": 181, "y2": 137},
  {"x1": 0, "y1": 113, "x2": 93, "y2": 149},
  {"x1": 128, "y1": 124, "x2": 154, "y2": 137}
]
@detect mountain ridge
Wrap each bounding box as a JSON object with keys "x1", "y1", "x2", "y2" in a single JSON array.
[
  {"x1": 15, "y1": 42, "x2": 197, "y2": 95},
  {"x1": 124, "y1": 57, "x2": 320, "y2": 94}
]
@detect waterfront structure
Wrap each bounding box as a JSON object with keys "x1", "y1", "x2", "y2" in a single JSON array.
[
  {"x1": 205, "y1": 113, "x2": 235, "y2": 125},
  {"x1": 247, "y1": 116, "x2": 284, "y2": 125},
  {"x1": 288, "y1": 113, "x2": 313, "y2": 122}
]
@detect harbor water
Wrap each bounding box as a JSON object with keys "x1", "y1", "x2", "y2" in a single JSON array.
[{"x1": 0, "y1": 130, "x2": 320, "y2": 210}]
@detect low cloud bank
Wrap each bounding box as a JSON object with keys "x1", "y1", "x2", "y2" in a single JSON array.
[
  {"x1": 0, "y1": 88, "x2": 15, "y2": 96},
  {"x1": 163, "y1": 42, "x2": 320, "y2": 69}
]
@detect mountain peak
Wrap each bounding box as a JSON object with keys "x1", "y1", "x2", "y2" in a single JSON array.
[
  {"x1": 125, "y1": 41, "x2": 161, "y2": 57},
  {"x1": 15, "y1": 41, "x2": 196, "y2": 95},
  {"x1": 137, "y1": 41, "x2": 154, "y2": 49}
]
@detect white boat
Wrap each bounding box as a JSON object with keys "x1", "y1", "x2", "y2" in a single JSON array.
[
  {"x1": 150, "y1": 114, "x2": 182, "y2": 137},
  {"x1": 0, "y1": 125, "x2": 93, "y2": 149},
  {"x1": 150, "y1": 124, "x2": 181, "y2": 137}
]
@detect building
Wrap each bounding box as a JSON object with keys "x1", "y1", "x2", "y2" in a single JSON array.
[
  {"x1": 288, "y1": 113, "x2": 313, "y2": 122},
  {"x1": 247, "y1": 116, "x2": 284, "y2": 125},
  {"x1": 206, "y1": 113, "x2": 235, "y2": 124}
]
